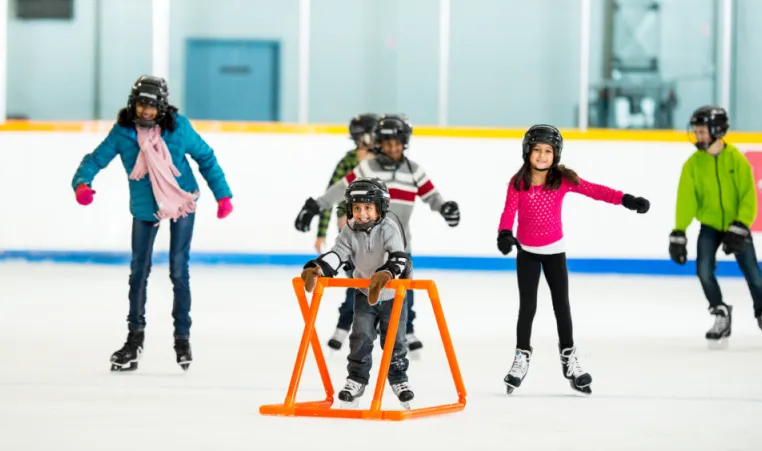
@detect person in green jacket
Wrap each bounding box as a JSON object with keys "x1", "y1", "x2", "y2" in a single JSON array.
[{"x1": 669, "y1": 106, "x2": 762, "y2": 347}]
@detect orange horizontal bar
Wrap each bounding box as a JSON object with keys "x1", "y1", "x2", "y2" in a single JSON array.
[
  {"x1": 315, "y1": 277, "x2": 433, "y2": 291},
  {"x1": 259, "y1": 402, "x2": 466, "y2": 421}
]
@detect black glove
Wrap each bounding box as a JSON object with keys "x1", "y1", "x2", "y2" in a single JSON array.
[
  {"x1": 497, "y1": 230, "x2": 519, "y2": 255},
  {"x1": 294, "y1": 197, "x2": 321, "y2": 232},
  {"x1": 622, "y1": 194, "x2": 650, "y2": 214},
  {"x1": 722, "y1": 221, "x2": 751, "y2": 255},
  {"x1": 440, "y1": 201, "x2": 460, "y2": 227},
  {"x1": 668, "y1": 230, "x2": 687, "y2": 265}
]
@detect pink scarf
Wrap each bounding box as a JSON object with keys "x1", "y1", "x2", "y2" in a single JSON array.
[{"x1": 129, "y1": 126, "x2": 198, "y2": 223}]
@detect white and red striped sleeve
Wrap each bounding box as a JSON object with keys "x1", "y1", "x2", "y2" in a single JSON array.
[{"x1": 413, "y1": 165, "x2": 445, "y2": 211}]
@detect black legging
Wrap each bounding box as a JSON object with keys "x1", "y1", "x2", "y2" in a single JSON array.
[{"x1": 515, "y1": 250, "x2": 574, "y2": 350}]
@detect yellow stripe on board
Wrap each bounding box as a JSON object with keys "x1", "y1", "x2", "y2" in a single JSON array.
[{"x1": 1, "y1": 119, "x2": 762, "y2": 143}]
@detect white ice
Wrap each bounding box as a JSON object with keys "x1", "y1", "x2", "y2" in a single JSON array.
[{"x1": 1, "y1": 262, "x2": 761, "y2": 451}]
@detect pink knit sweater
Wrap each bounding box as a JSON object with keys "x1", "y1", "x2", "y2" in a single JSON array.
[{"x1": 498, "y1": 177, "x2": 624, "y2": 247}]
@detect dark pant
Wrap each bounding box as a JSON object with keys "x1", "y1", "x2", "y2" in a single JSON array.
[
  {"x1": 336, "y1": 283, "x2": 416, "y2": 333},
  {"x1": 128, "y1": 213, "x2": 195, "y2": 339},
  {"x1": 696, "y1": 224, "x2": 762, "y2": 316},
  {"x1": 347, "y1": 290, "x2": 409, "y2": 385},
  {"x1": 337, "y1": 289, "x2": 415, "y2": 333},
  {"x1": 515, "y1": 250, "x2": 574, "y2": 350}
]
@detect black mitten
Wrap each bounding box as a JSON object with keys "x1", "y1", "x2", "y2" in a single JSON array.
[
  {"x1": 440, "y1": 201, "x2": 460, "y2": 227},
  {"x1": 668, "y1": 230, "x2": 687, "y2": 265},
  {"x1": 497, "y1": 230, "x2": 519, "y2": 255},
  {"x1": 622, "y1": 194, "x2": 650, "y2": 214},
  {"x1": 722, "y1": 221, "x2": 751, "y2": 255},
  {"x1": 294, "y1": 197, "x2": 321, "y2": 232}
]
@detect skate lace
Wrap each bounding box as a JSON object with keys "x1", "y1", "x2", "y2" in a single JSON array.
[
  {"x1": 709, "y1": 314, "x2": 729, "y2": 334},
  {"x1": 343, "y1": 379, "x2": 364, "y2": 395},
  {"x1": 562, "y1": 347, "x2": 586, "y2": 379},
  {"x1": 391, "y1": 382, "x2": 411, "y2": 395},
  {"x1": 117, "y1": 333, "x2": 142, "y2": 356},
  {"x1": 508, "y1": 351, "x2": 529, "y2": 377}
]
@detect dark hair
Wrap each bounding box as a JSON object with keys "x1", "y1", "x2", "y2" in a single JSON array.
[
  {"x1": 511, "y1": 161, "x2": 580, "y2": 191},
  {"x1": 117, "y1": 104, "x2": 179, "y2": 132}
]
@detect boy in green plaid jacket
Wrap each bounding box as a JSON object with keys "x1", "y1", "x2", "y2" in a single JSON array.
[{"x1": 314, "y1": 114, "x2": 378, "y2": 352}]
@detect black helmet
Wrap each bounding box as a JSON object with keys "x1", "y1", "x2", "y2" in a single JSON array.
[
  {"x1": 349, "y1": 113, "x2": 380, "y2": 147},
  {"x1": 344, "y1": 177, "x2": 391, "y2": 231},
  {"x1": 372, "y1": 114, "x2": 413, "y2": 167},
  {"x1": 689, "y1": 106, "x2": 729, "y2": 150},
  {"x1": 373, "y1": 114, "x2": 413, "y2": 149},
  {"x1": 128, "y1": 75, "x2": 170, "y2": 127},
  {"x1": 522, "y1": 124, "x2": 563, "y2": 166}
]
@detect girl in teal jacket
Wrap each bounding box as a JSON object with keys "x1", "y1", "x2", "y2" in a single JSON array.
[
  {"x1": 71, "y1": 75, "x2": 234, "y2": 372},
  {"x1": 669, "y1": 106, "x2": 762, "y2": 348}
]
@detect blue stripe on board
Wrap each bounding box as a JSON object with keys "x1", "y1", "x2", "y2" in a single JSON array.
[{"x1": 0, "y1": 250, "x2": 756, "y2": 277}]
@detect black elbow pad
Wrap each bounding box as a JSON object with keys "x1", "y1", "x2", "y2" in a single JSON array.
[
  {"x1": 304, "y1": 251, "x2": 341, "y2": 277},
  {"x1": 378, "y1": 251, "x2": 412, "y2": 279}
]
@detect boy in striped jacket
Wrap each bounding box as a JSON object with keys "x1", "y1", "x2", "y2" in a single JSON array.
[{"x1": 294, "y1": 114, "x2": 461, "y2": 354}]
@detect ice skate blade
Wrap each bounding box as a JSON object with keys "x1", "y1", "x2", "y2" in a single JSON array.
[
  {"x1": 707, "y1": 338, "x2": 729, "y2": 350},
  {"x1": 110, "y1": 362, "x2": 138, "y2": 372},
  {"x1": 505, "y1": 384, "x2": 518, "y2": 394},
  {"x1": 400, "y1": 401, "x2": 411, "y2": 410},
  {"x1": 409, "y1": 349, "x2": 422, "y2": 361},
  {"x1": 179, "y1": 362, "x2": 191, "y2": 371},
  {"x1": 569, "y1": 381, "x2": 592, "y2": 395},
  {"x1": 339, "y1": 400, "x2": 360, "y2": 409}
]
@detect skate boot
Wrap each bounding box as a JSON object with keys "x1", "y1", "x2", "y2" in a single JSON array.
[
  {"x1": 390, "y1": 381, "x2": 415, "y2": 410},
  {"x1": 504, "y1": 347, "x2": 532, "y2": 394},
  {"x1": 560, "y1": 345, "x2": 592, "y2": 394},
  {"x1": 326, "y1": 328, "x2": 349, "y2": 351},
  {"x1": 338, "y1": 378, "x2": 366, "y2": 408},
  {"x1": 406, "y1": 332, "x2": 423, "y2": 360},
  {"x1": 110, "y1": 331, "x2": 144, "y2": 372},
  {"x1": 706, "y1": 305, "x2": 732, "y2": 350},
  {"x1": 174, "y1": 338, "x2": 192, "y2": 371}
]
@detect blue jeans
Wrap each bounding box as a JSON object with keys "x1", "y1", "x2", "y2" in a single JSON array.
[
  {"x1": 127, "y1": 213, "x2": 195, "y2": 338},
  {"x1": 696, "y1": 224, "x2": 762, "y2": 316},
  {"x1": 336, "y1": 289, "x2": 416, "y2": 333},
  {"x1": 347, "y1": 291, "x2": 409, "y2": 385}
]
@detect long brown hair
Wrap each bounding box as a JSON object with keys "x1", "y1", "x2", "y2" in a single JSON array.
[{"x1": 511, "y1": 160, "x2": 580, "y2": 191}]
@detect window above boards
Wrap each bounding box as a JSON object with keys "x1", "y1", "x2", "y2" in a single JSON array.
[{"x1": 14, "y1": 0, "x2": 74, "y2": 20}]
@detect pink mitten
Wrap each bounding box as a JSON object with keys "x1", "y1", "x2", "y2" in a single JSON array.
[
  {"x1": 217, "y1": 197, "x2": 233, "y2": 219},
  {"x1": 75, "y1": 184, "x2": 95, "y2": 206}
]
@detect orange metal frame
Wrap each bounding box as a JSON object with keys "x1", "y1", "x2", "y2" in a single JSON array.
[{"x1": 259, "y1": 277, "x2": 467, "y2": 421}]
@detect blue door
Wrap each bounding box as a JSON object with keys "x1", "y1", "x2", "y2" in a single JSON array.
[{"x1": 185, "y1": 39, "x2": 280, "y2": 121}]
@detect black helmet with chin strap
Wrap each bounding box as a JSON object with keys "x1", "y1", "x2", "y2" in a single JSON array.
[
  {"x1": 128, "y1": 75, "x2": 170, "y2": 127},
  {"x1": 689, "y1": 106, "x2": 729, "y2": 150},
  {"x1": 522, "y1": 124, "x2": 563, "y2": 168},
  {"x1": 372, "y1": 114, "x2": 413, "y2": 168},
  {"x1": 344, "y1": 177, "x2": 391, "y2": 232}
]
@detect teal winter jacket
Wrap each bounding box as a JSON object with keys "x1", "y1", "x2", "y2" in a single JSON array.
[{"x1": 71, "y1": 113, "x2": 232, "y2": 221}]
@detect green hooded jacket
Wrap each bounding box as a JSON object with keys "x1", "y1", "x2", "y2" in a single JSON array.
[{"x1": 674, "y1": 142, "x2": 757, "y2": 232}]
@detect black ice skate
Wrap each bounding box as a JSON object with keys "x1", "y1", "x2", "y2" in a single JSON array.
[
  {"x1": 338, "y1": 378, "x2": 366, "y2": 408},
  {"x1": 706, "y1": 305, "x2": 732, "y2": 350},
  {"x1": 560, "y1": 345, "x2": 592, "y2": 394},
  {"x1": 390, "y1": 381, "x2": 415, "y2": 410},
  {"x1": 110, "y1": 331, "x2": 144, "y2": 372},
  {"x1": 757, "y1": 314, "x2": 762, "y2": 331},
  {"x1": 504, "y1": 347, "x2": 532, "y2": 394},
  {"x1": 326, "y1": 328, "x2": 349, "y2": 351},
  {"x1": 406, "y1": 333, "x2": 423, "y2": 360},
  {"x1": 174, "y1": 338, "x2": 192, "y2": 371}
]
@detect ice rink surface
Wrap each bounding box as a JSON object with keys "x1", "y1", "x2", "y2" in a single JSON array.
[{"x1": 1, "y1": 261, "x2": 761, "y2": 451}]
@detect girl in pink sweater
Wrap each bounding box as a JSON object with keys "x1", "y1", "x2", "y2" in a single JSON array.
[{"x1": 497, "y1": 125, "x2": 649, "y2": 395}]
